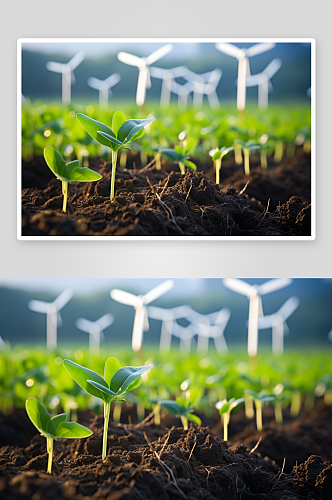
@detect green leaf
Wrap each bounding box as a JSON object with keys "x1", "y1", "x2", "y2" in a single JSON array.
[
  {"x1": 63, "y1": 359, "x2": 108, "y2": 401},
  {"x1": 229, "y1": 398, "x2": 244, "y2": 412},
  {"x1": 244, "y1": 389, "x2": 259, "y2": 400},
  {"x1": 76, "y1": 113, "x2": 115, "y2": 148},
  {"x1": 112, "y1": 111, "x2": 127, "y2": 137},
  {"x1": 55, "y1": 421, "x2": 93, "y2": 439},
  {"x1": 159, "y1": 149, "x2": 180, "y2": 162},
  {"x1": 261, "y1": 396, "x2": 276, "y2": 402},
  {"x1": 187, "y1": 413, "x2": 201, "y2": 426},
  {"x1": 68, "y1": 166, "x2": 102, "y2": 182},
  {"x1": 110, "y1": 365, "x2": 152, "y2": 394},
  {"x1": 97, "y1": 131, "x2": 124, "y2": 147},
  {"x1": 212, "y1": 150, "x2": 222, "y2": 161},
  {"x1": 131, "y1": 127, "x2": 146, "y2": 142},
  {"x1": 117, "y1": 118, "x2": 154, "y2": 144},
  {"x1": 247, "y1": 144, "x2": 261, "y2": 151},
  {"x1": 26, "y1": 398, "x2": 52, "y2": 434},
  {"x1": 126, "y1": 375, "x2": 143, "y2": 392},
  {"x1": 44, "y1": 146, "x2": 69, "y2": 180},
  {"x1": 233, "y1": 139, "x2": 246, "y2": 148},
  {"x1": 65, "y1": 160, "x2": 80, "y2": 171},
  {"x1": 50, "y1": 413, "x2": 67, "y2": 430},
  {"x1": 184, "y1": 160, "x2": 196, "y2": 171},
  {"x1": 184, "y1": 138, "x2": 196, "y2": 154},
  {"x1": 87, "y1": 380, "x2": 117, "y2": 398},
  {"x1": 104, "y1": 357, "x2": 121, "y2": 387},
  {"x1": 174, "y1": 145, "x2": 184, "y2": 156},
  {"x1": 220, "y1": 146, "x2": 234, "y2": 158},
  {"x1": 159, "y1": 400, "x2": 180, "y2": 415},
  {"x1": 218, "y1": 402, "x2": 230, "y2": 415}
]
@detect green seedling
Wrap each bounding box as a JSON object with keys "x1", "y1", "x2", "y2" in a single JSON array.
[
  {"x1": 159, "y1": 393, "x2": 201, "y2": 430},
  {"x1": 244, "y1": 389, "x2": 275, "y2": 431},
  {"x1": 160, "y1": 141, "x2": 196, "y2": 175},
  {"x1": 63, "y1": 357, "x2": 152, "y2": 460},
  {"x1": 43, "y1": 146, "x2": 102, "y2": 212},
  {"x1": 216, "y1": 397, "x2": 244, "y2": 441},
  {"x1": 233, "y1": 139, "x2": 261, "y2": 176},
  {"x1": 76, "y1": 112, "x2": 154, "y2": 200},
  {"x1": 209, "y1": 147, "x2": 234, "y2": 184},
  {"x1": 25, "y1": 397, "x2": 92, "y2": 474}
]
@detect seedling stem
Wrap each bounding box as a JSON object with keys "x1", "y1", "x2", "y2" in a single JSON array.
[
  {"x1": 179, "y1": 162, "x2": 185, "y2": 175},
  {"x1": 111, "y1": 151, "x2": 118, "y2": 200},
  {"x1": 244, "y1": 150, "x2": 250, "y2": 176},
  {"x1": 180, "y1": 415, "x2": 188, "y2": 430},
  {"x1": 215, "y1": 158, "x2": 222, "y2": 185},
  {"x1": 103, "y1": 402, "x2": 111, "y2": 460},
  {"x1": 62, "y1": 181, "x2": 68, "y2": 212},
  {"x1": 47, "y1": 437, "x2": 53, "y2": 474},
  {"x1": 255, "y1": 399, "x2": 263, "y2": 431}
]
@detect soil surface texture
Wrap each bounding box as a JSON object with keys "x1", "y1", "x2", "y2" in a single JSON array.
[
  {"x1": 1, "y1": 401, "x2": 331, "y2": 500},
  {"x1": 21, "y1": 148, "x2": 311, "y2": 237}
]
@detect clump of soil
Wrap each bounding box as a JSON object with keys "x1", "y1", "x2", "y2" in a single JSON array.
[
  {"x1": 21, "y1": 149, "x2": 311, "y2": 237},
  {"x1": 0, "y1": 403, "x2": 331, "y2": 500}
]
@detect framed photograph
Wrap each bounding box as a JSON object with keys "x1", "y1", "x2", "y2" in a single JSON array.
[{"x1": 18, "y1": 38, "x2": 315, "y2": 239}]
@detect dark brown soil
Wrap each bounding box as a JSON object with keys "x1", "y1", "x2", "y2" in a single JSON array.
[
  {"x1": 21, "y1": 149, "x2": 311, "y2": 237},
  {"x1": 1, "y1": 402, "x2": 331, "y2": 500}
]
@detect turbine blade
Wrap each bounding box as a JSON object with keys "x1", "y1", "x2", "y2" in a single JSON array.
[
  {"x1": 172, "y1": 305, "x2": 193, "y2": 319},
  {"x1": 87, "y1": 77, "x2": 102, "y2": 90},
  {"x1": 242, "y1": 75, "x2": 260, "y2": 87},
  {"x1": 117, "y1": 52, "x2": 143, "y2": 67},
  {"x1": 278, "y1": 297, "x2": 300, "y2": 319},
  {"x1": 57, "y1": 312, "x2": 63, "y2": 327},
  {"x1": 76, "y1": 318, "x2": 93, "y2": 333},
  {"x1": 68, "y1": 51, "x2": 85, "y2": 70},
  {"x1": 147, "y1": 306, "x2": 166, "y2": 320},
  {"x1": 143, "y1": 279, "x2": 174, "y2": 304},
  {"x1": 149, "y1": 66, "x2": 166, "y2": 79},
  {"x1": 263, "y1": 58, "x2": 282, "y2": 79},
  {"x1": 28, "y1": 300, "x2": 49, "y2": 313},
  {"x1": 145, "y1": 44, "x2": 173, "y2": 65},
  {"x1": 110, "y1": 289, "x2": 141, "y2": 306},
  {"x1": 222, "y1": 278, "x2": 253, "y2": 296},
  {"x1": 245, "y1": 43, "x2": 276, "y2": 58},
  {"x1": 53, "y1": 289, "x2": 73, "y2": 310},
  {"x1": 106, "y1": 73, "x2": 121, "y2": 87},
  {"x1": 214, "y1": 308, "x2": 231, "y2": 325},
  {"x1": 46, "y1": 62, "x2": 64, "y2": 73},
  {"x1": 132, "y1": 306, "x2": 145, "y2": 351},
  {"x1": 215, "y1": 43, "x2": 242, "y2": 58},
  {"x1": 96, "y1": 313, "x2": 114, "y2": 331},
  {"x1": 258, "y1": 278, "x2": 292, "y2": 295},
  {"x1": 257, "y1": 315, "x2": 274, "y2": 329}
]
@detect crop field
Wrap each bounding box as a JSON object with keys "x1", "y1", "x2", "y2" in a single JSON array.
[{"x1": 21, "y1": 101, "x2": 311, "y2": 237}]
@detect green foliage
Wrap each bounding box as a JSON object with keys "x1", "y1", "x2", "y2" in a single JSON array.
[
  {"x1": 44, "y1": 146, "x2": 102, "y2": 183},
  {"x1": 160, "y1": 391, "x2": 201, "y2": 429},
  {"x1": 160, "y1": 140, "x2": 197, "y2": 175}
]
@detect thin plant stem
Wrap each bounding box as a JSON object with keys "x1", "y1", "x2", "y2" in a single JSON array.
[
  {"x1": 46, "y1": 436, "x2": 53, "y2": 474},
  {"x1": 180, "y1": 415, "x2": 188, "y2": 430},
  {"x1": 154, "y1": 404, "x2": 161, "y2": 425},
  {"x1": 62, "y1": 181, "x2": 68, "y2": 212},
  {"x1": 234, "y1": 144, "x2": 243, "y2": 164},
  {"x1": 274, "y1": 401, "x2": 283, "y2": 425},
  {"x1": 290, "y1": 390, "x2": 301, "y2": 417},
  {"x1": 110, "y1": 150, "x2": 118, "y2": 200},
  {"x1": 245, "y1": 394, "x2": 254, "y2": 419},
  {"x1": 155, "y1": 152, "x2": 161, "y2": 170},
  {"x1": 274, "y1": 140, "x2": 283, "y2": 163},
  {"x1": 215, "y1": 158, "x2": 222, "y2": 184},
  {"x1": 255, "y1": 400, "x2": 263, "y2": 431},
  {"x1": 223, "y1": 413, "x2": 228, "y2": 441},
  {"x1": 102, "y1": 402, "x2": 111, "y2": 460},
  {"x1": 260, "y1": 150, "x2": 268, "y2": 170},
  {"x1": 179, "y1": 162, "x2": 186, "y2": 175},
  {"x1": 244, "y1": 149, "x2": 250, "y2": 176}
]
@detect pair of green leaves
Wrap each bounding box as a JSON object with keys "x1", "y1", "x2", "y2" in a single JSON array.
[
  {"x1": 233, "y1": 139, "x2": 261, "y2": 152},
  {"x1": 159, "y1": 146, "x2": 196, "y2": 171},
  {"x1": 76, "y1": 112, "x2": 154, "y2": 152},
  {"x1": 209, "y1": 146, "x2": 234, "y2": 162},
  {"x1": 159, "y1": 397, "x2": 201, "y2": 425},
  {"x1": 216, "y1": 397, "x2": 244, "y2": 416},
  {"x1": 63, "y1": 357, "x2": 152, "y2": 404},
  {"x1": 44, "y1": 147, "x2": 102, "y2": 184},
  {"x1": 26, "y1": 398, "x2": 92, "y2": 440},
  {"x1": 244, "y1": 389, "x2": 276, "y2": 403}
]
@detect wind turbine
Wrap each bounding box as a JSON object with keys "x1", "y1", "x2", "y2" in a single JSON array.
[
  {"x1": 172, "y1": 322, "x2": 197, "y2": 353},
  {"x1": 241, "y1": 59, "x2": 282, "y2": 109},
  {"x1": 110, "y1": 280, "x2": 174, "y2": 351},
  {"x1": 150, "y1": 66, "x2": 189, "y2": 107},
  {"x1": 170, "y1": 80, "x2": 193, "y2": 107},
  {"x1": 46, "y1": 52, "x2": 85, "y2": 103},
  {"x1": 28, "y1": 289, "x2": 73, "y2": 348},
  {"x1": 87, "y1": 73, "x2": 121, "y2": 108},
  {"x1": 76, "y1": 313, "x2": 114, "y2": 353},
  {"x1": 147, "y1": 305, "x2": 193, "y2": 352},
  {"x1": 222, "y1": 279, "x2": 292, "y2": 357},
  {"x1": 185, "y1": 69, "x2": 222, "y2": 108},
  {"x1": 256, "y1": 297, "x2": 299, "y2": 354},
  {"x1": 190, "y1": 308, "x2": 231, "y2": 354},
  {"x1": 117, "y1": 44, "x2": 173, "y2": 106},
  {"x1": 215, "y1": 42, "x2": 275, "y2": 111}
]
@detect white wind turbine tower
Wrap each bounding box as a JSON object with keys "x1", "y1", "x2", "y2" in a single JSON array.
[
  {"x1": 186, "y1": 69, "x2": 222, "y2": 108},
  {"x1": 222, "y1": 279, "x2": 292, "y2": 357},
  {"x1": 110, "y1": 280, "x2": 174, "y2": 351},
  {"x1": 150, "y1": 66, "x2": 189, "y2": 107},
  {"x1": 147, "y1": 305, "x2": 193, "y2": 352},
  {"x1": 190, "y1": 308, "x2": 231, "y2": 354},
  {"x1": 46, "y1": 52, "x2": 85, "y2": 103},
  {"x1": 256, "y1": 297, "x2": 299, "y2": 354},
  {"x1": 242, "y1": 59, "x2": 282, "y2": 109},
  {"x1": 87, "y1": 73, "x2": 121, "y2": 108},
  {"x1": 28, "y1": 289, "x2": 73, "y2": 348},
  {"x1": 117, "y1": 44, "x2": 173, "y2": 106},
  {"x1": 215, "y1": 42, "x2": 275, "y2": 111},
  {"x1": 76, "y1": 313, "x2": 114, "y2": 353}
]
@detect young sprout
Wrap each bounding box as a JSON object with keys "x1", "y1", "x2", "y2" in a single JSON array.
[
  {"x1": 258, "y1": 134, "x2": 274, "y2": 170},
  {"x1": 216, "y1": 397, "x2": 244, "y2": 441},
  {"x1": 159, "y1": 391, "x2": 201, "y2": 430},
  {"x1": 244, "y1": 389, "x2": 275, "y2": 431},
  {"x1": 209, "y1": 146, "x2": 234, "y2": 185},
  {"x1": 76, "y1": 112, "x2": 154, "y2": 200},
  {"x1": 233, "y1": 139, "x2": 261, "y2": 176},
  {"x1": 43, "y1": 146, "x2": 102, "y2": 213},
  {"x1": 63, "y1": 357, "x2": 152, "y2": 460},
  {"x1": 26, "y1": 397, "x2": 92, "y2": 474},
  {"x1": 160, "y1": 139, "x2": 196, "y2": 175}
]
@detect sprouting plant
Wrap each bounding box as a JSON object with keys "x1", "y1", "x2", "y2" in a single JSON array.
[
  {"x1": 216, "y1": 397, "x2": 244, "y2": 441},
  {"x1": 209, "y1": 147, "x2": 234, "y2": 185},
  {"x1": 244, "y1": 389, "x2": 275, "y2": 431},
  {"x1": 43, "y1": 146, "x2": 102, "y2": 213},
  {"x1": 233, "y1": 139, "x2": 261, "y2": 176},
  {"x1": 63, "y1": 357, "x2": 152, "y2": 460},
  {"x1": 76, "y1": 112, "x2": 154, "y2": 200},
  {"x1": 258, "y1": 134, "x2": 274, "y2": 170},
  {"x1": 25, "y1": 397, "x2": 92, "y2": 474},
  {"x1": 160, "y1": 140, "x2": 197, "y2": 175},
  {"x1": 159, "y1": 391, "x2": 201, "y2": 430}
]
